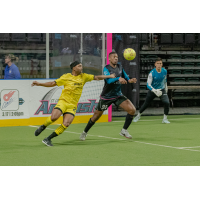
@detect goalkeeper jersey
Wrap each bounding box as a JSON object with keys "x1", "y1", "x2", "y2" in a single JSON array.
[
  {"x1": 147, "y1": 68, "x2": 167, "y2": 91},
  {"x1": 55, "y1": 73, "x2": 94, "y2": 105}
]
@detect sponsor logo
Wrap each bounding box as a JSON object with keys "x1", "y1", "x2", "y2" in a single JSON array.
[
  {"x1": 85, "y1": 35, "x2": 94, "y2": 40},
  {"x1": 114, "y1": 81, "x2": 121, "y2": 84},
  {"x1": 74, "y1": 83, "x2": 82, "y2": 86},
  {"x1": 35, "y1": 99, "x2": 98, "y2": 115},
  {"x1": 55, "y1": 60, "x2": 62, "y2": 67},
  {"x1": 129, "y1": 35, "x2": 136, "y2": 39},
  {"x1": 115, "y1": 34, "x2": 122, "y2": 41},
  {"x1": 55, "y1": 33, "x2": 61, "y2": 39},
  {"x1": 76, "y1": 100, "x2": 98, "y2": 113},
  {"x1": 0, "y1": 90, "x2": 24, "y2": 111},
  {"x1": 70, "y1": 34, "x2": 77, "y2": 38},
  {"x1": 130, "y1": 62, "x2": 136, "y2": 65},
  {"x1": 35, "y1": 100, "x2": 56, "y2": 115},
  {"x1": 61, "y1": 47, "x2": 72, "y2": 54}
]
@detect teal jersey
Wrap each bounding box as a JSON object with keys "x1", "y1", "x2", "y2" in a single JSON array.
[{"x1": 147, "y1": 68, "x2": 167, "y2": 91}]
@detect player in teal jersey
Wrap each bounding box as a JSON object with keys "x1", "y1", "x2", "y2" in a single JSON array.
[{"x1": 133, "y1": 57, "x2": 170, "y2": 124}]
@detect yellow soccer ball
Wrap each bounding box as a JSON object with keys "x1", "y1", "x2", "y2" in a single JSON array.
[{"x1": 123, "y1": 48, "x2": 136, "y2": 61}]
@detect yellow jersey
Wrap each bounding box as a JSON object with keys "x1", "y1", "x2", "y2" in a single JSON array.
[{"x1": 55, "y1": 73, "x2": 94, "y2": 106}]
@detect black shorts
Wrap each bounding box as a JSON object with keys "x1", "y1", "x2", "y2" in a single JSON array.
[{"x1": 96, "y1": 95, "x2": 127, "y2": 111}]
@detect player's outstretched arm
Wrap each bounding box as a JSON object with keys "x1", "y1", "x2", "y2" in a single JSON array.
[
  {"x1": 94, "y1": 73, "x2": 115, "y2": 80},
  {"x1": 31, "y1": 81, "x2": 57, "y2": 87}
]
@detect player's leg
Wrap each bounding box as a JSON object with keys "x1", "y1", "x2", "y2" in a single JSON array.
[
  {"x1": 43, "y1": 113, "x2": 75, "y2": 146},
  {"x1": 160, "y1": 89, "x2": 170, "y2": 124},
  {"x1": 133, "y1": 90, "x2": 156, "y2": 122},
  {"x1": 80, "y1": 99, "x2": 111, "y2": 141},
  {"x1": 35, "y1": 108, "x2": 62, "y2": 136},
  {"x1": 118, "y1": 96, "x2": 136, "y2": 139},
  {"x1": 80, "y1": 110, "x2": 104, "y2": 141}
]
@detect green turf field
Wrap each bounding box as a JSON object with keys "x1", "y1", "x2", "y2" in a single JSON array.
[{"x1": 1, "y1": 115, "x2": 200, "y2": 166}]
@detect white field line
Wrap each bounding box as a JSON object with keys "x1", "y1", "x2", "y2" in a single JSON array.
[
  {"x1": 113, "y1": 117, "x2": 200, "y2": 122},
  {"x1": 178, "y1": 146, "x2": 200, "y2": 149},
  {"x1": 29, "y1": 125, "x2": 200, "y2": 152}
]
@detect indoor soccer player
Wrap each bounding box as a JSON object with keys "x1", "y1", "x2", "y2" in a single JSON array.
[
  {"x1": 79, "y1": 52, "x2": 137, "y2": 141},
  {"x1": 133, "y1": 57, "x2": 170, "y2": 123},
  {"x1": 31, "y1": 61, "x2": 115, "y2": 146}
]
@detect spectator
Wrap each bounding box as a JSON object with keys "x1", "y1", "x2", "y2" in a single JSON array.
[{"x1": 4, "y1": 54, "x2": 21, "y2": 79}]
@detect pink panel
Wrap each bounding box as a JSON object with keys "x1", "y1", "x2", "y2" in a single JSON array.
[{"x1": 107, "y1": 33, "x2": 112, "y2": 122}]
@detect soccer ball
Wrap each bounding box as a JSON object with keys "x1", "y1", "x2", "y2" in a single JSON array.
[{"x1": 123, "y1": 48, "x2": 136, "y2": 61}]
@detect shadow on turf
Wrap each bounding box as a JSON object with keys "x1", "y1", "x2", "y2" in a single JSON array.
[{"x1": 53, "y1": 138, "x2": 131, "y2": 146}]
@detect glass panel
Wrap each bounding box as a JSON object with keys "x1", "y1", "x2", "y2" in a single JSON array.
[
  {"x1": 50, "y1": 33, "x2": 80, "y2": 78},
  {"x1": 50, "y1": 33, "x2": 103, "y2": 78},
  {"x1": 82, "y1": 33, "x2": 102, "y2": 75},
  {"x1": 0, "y1": 33, "x2": 46, "y2": 79}
]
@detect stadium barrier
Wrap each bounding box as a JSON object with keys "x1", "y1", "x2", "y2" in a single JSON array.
[{"x1": 0, "y1": 79, "x2": 109, "y2": 127}]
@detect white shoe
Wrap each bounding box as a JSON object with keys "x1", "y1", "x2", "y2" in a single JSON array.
[
  {"x1": 162, "y1": 119, "x2": 170, "y2": 124},
  {"x1": 80, "y1": 131, "x2": 87, "y2": 141},
  {"x1": 133, "y1": 115, "x2": 140, "y2": 122},
  {"x1": 119, "y1": 129, "x2": 132, "y2": 139}
]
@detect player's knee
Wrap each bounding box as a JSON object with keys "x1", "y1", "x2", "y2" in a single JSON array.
[
  {"x1": 51, "y1": 115, "x2": 58, "y2": 122},
  {"x1": 129, "y1": 107, "x2": 136, "y2": 115},
  {"x1": 63, "y1": 121, "x2": 71, "y2": 127},
  {"x1": 91, "y1": 115, "x2": 99, "y2": 122}
]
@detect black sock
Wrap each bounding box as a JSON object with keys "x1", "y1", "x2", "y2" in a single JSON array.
[
  {"x1": 123, "y1": 114, "x2": 134, "y2": 130},
  {"x1": 47, "y1": 132, "x2": 58, "y2": 140},
  {"x1": 41, "y1": 125, "x2": 46, "y2": 130},
  {"x1": 84, "y1": 118, "x2": 95, "y2": 133}
]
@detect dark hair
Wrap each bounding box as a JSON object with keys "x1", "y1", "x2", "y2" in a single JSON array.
[
  {"x1": 109, "y1": 52, "x2": 117, "y2": 57},
  {"x1": 70, "y1": 61, "x2": 81, "y2": 69},
  {"x1": 155, "y1": 57, "x2": 162, "y2": 63}
]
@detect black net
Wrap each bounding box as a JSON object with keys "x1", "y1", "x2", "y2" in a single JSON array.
[{"x1": 112, "y1": 33, "x2": 140, "y2": 116}]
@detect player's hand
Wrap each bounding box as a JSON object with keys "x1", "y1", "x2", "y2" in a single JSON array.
[
  {"x1": 119, "y1": 77, "x2": 127, "y2": 84},
  {"x1": 31, "y1": 81, "x2": 40, "y2": 87},
  {"x1": 110, "y1": 73, "x2": 116, "y2": 78},
  {"x1": 128, "y1": 78, "x2": 137, "y2": 83},
  {"x1": 152, "y1": 88, "x2": 162, "y2": 97}
]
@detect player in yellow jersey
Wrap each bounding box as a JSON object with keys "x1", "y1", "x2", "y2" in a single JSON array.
[{"x1": 31, "y1": 61, "x2": 115, "y2": 146}]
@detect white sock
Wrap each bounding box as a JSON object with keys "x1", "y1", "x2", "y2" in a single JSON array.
[
  {"x1": 138, "y1": 112, "x2": 141, "y2": 117},
  {"x1": 164, "y1": 114, "x2": 167, "y2": 120}
]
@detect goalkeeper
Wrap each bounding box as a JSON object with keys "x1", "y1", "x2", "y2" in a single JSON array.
[{"x1": 133, "y1": 57, "x2": 170, "y2": 124}]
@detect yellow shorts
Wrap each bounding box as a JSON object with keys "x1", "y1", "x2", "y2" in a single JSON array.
[{"x1": 54, "y1": 100, "x2": 77, "y2": 116}]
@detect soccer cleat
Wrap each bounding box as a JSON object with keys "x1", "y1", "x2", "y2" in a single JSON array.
[
  {"x1": 80, "y1": 131, "x2": 87, "y2": 141},
  {"x1": 162, "y1": 119, "x2": 170, "y2": 124},
  {"x1": 119, "y1": 129, "x2": 132, "y2": 139},
  {"x1": 35, "y1": 125, "x2": 46, "y2": 136},
  {"x1": 133, "y1": 115, "x2": 140, "y2": 122},
  {"x1": 42, "y1": 138, "x2": 53, "y2": 146}
]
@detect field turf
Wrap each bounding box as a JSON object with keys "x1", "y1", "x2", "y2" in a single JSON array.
[{"x1": 1, "y1": 115, "x2": 200, "y2": 166}]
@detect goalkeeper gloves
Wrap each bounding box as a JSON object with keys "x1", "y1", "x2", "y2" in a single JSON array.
[{"x1": 152, "y1": 88, "x2": 162, "y2": 97}]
